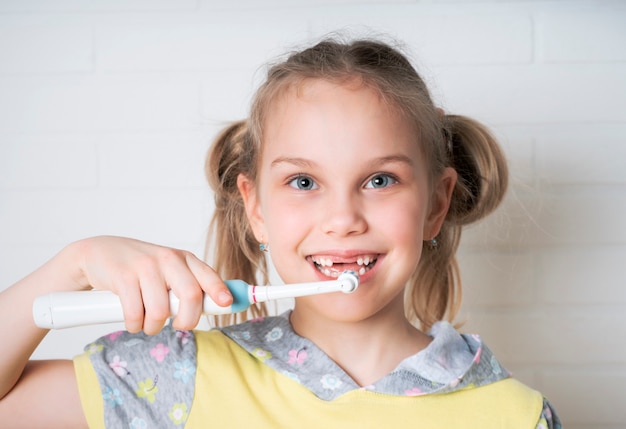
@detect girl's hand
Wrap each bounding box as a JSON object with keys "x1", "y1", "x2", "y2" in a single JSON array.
[{"x1": 69, "y1": 236, "x2": 232, "y2": 334}]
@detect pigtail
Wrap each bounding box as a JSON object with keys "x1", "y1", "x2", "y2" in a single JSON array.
[
  {"x1": 205, "y1": 120, "x2": 269, "y2": 326},
  {"x1": 407, "y1": 114, "x2": 508, "y2": 332},
  {"x1": 444, "y1": 115, "x2": 509, "y2": 226}
]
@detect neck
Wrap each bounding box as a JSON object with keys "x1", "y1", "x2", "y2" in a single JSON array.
[{"x1": 289, "y1": 301, "x2": 431, "y2": 387}]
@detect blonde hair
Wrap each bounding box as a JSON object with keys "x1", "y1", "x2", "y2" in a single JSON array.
[{"x1": 205, "y1": 37, "x2": 508, "y2": 330}]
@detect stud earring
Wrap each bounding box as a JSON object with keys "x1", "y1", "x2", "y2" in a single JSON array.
[
  {"x1": 428, "y1": 238, "x2": 438, "y2": 249},
  {"x1": 259, "y1": 243, "x2": 269, "y2": 253}
]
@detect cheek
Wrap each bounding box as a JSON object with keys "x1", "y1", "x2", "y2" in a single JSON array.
[
  {"x1": 370, "y1": 196, "x2": 427, "y2": 238},
  {"x1": 262, "y1": 196, "x2": 312, "y2": 243},
  {"x1": 375, "y1": 204, "x2": 426, "y2": 277}
]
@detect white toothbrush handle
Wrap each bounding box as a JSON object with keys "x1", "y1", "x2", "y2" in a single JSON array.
[{"x1": 33, "y1": 289, "x2": 239, "y2": 330}]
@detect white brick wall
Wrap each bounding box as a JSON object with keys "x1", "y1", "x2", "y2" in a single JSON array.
[{"x1": 1, "y1": 1, "x2": 625, "y2": 426}]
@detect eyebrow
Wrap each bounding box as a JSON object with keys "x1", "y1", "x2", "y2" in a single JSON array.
[
  {"x1": 270, "y1": 154, "x2": 415, "y2": 169},
  {"x1": 270, "y1": 157, "x2": 317, "y2": 169},
  {"x1": 366, "y1": 154, "x2": 415, "y2": 169}
]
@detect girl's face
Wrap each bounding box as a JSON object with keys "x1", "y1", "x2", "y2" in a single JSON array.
[{"x1": 239, "y1": 79, "x2": 455, "y2": 323}]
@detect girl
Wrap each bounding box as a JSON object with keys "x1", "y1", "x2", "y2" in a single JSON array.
[{"x1": 0, "y1": 37, "x2": 560, "y2": 428}]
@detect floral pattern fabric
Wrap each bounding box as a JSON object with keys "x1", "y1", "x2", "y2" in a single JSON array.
[
  {"x1": 83, "y1": 311, "x2": 561, "y2": 428},
  {"x1": 221, "y1": 312, "x2": 561, "y2": 428},
  {"x1": 85, "y1": 327, "x2": 196, "y2": 428}
]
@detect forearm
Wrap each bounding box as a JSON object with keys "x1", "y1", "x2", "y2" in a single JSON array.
[
  {"x1": 0, "y1": 235, "x2": 229, "y2": 399},
  {"x1": 0, "y1": 242, "x2": 87, "y2": 399}
]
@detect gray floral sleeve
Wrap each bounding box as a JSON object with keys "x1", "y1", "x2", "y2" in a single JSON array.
[
  {"x1": 536, "y1": 399, "x2": 562, "y2": 429},
  {"x1": 83, "y1": 324, "x2": 197, "y2": 428}
]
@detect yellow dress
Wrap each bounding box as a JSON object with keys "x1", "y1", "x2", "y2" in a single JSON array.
[{"x1": 74, "y1": 315, "x2": 550, "y2": 428}]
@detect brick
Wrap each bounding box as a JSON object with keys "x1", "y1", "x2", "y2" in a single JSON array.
[
  {"x1": 201, "y1": 69, "x2": 259, "y2": 123},
  {"x1": 0, "y1": 190, "x2": 97, "y2": 245},
  {"x1": 457, "y1": 249, "x2": 535, "y2": 307},
  {"x1": 98, "y1": 132, "x2": 208, "y2": 188},
  {"x1": 0, "y1": 15, "x2": 93, "y2": 73},
  {"x1": 0, "y1": 244, "x2": 62, "y2": 290},
  {"x1": 96, "y1": 12, "x2": 308, "y2": 72},
  {"x1": 463, "y1": 188, "x2": 626, "y2": 246},
  {"x1": 501, "y1": 366, "x2": 538, "y2": 391},
  {"x1": 433, "y1": 64, "x2": 626, "y2": 124},
  {"x1": 537, "y1": 246, "x2": 626, "y2": 304},
  {"x1": 463, "y1": 310, "x2": 626, "y2": 365},
  {"x1": 537, "y1": 136, "x2": 626, "y2": 184},
  {"x1": 0, "y1": 189, "x2": 212, "y2": 245},
  {"x1": 565, "y1": 425, "x2": 625, "y2": 429},
  {"x1": 459, "y1": 189, "x2": 541, "y2": 247},
  {"x1": 487, "y1": 122, "x2": 626, "y2": 186},
  {"x1": 0, "y1": 75, "x2": 200, "y2": 132},
  {"x1": 491, "y1": 127, "x2": 535, "y2": 186},
  {"x1": 0, "y1": 0, "x2": 197, "y2": 12},
  {"x1": 80, "y1": 189, "x2": 213, "y2": 245},
  {"x1": 307, "y1": 5, "x2": 533, "y2": 66},
  {"x1": 539, "y1": 9, "x2": 626, "y2": 63},
  {"x1": 199, "y1": 0, "x2": 410, "y2": 9},
  {"x1": 0, "y1": 134, "x2": 98, "y2": 189},
  {"x1": 539, "y1": 369, "x2": 626, "y2": 424},
  {"x1": 92, "y1": 76, "x2": 201, "y2": 132}
]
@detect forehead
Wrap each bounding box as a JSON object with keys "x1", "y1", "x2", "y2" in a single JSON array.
[
  {"x1": 258, "y1": 78, "x2": 421, "y2": 168},
  {"x1": 263, "y1": 78, "x2": 408, "y2": 141},
  {"x1": 270, "y1": 77, "x2": 392, "y2": 115}
]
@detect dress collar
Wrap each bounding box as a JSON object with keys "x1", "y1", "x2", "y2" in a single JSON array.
[{"x1": 221, "y1": 311, "x2": 510, "y2": 400}]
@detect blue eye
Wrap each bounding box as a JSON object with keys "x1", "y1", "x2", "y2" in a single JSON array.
[
  {"x1": 289, "y1": 175, "x2": 318, "y2": 190},
  {"x1": 366, "y1": 174, "x2": 396, "y2": 189}
]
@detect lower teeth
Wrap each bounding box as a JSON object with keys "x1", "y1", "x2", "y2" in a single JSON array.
[
  {"x1": 315, "y1": 262, "x2": 374, "y2": 277},
  {"x1": 322, "y1": 268, "x2": 339, "y2": 278}
]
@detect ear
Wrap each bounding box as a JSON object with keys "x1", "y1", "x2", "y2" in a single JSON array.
[
  {"x1": 424, "y1": 167, "x2": 457, "y2": 240},
  {"x1": 237, "y1": 173, "x2": 267, "y2": 242}
]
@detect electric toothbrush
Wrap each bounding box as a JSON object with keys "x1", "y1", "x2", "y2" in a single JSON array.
[{"x1": 33, "y1": 270, "x2": 359, "y2": 329}]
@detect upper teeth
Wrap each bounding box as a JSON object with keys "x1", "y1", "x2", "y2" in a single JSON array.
[
  {"x1": 313, "y1": 256, "x2": 374, "y2": 267},
  {"x1": 357, "y1": 256, "x2": 371, "y2": 266},
  {"x1": 317, "y1": 257, "x2": 333, "y2": 267}
]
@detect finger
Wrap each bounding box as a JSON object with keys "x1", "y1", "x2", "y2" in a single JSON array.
[
  {"x1": 116, "y1": 279, "x2": 145, "y2": 334},
  {"x1": 185, "y1": 253, "x2": 232, "y2": 306},
  {"x1": 162, "y1": 259, "x2": 204, "y2": 330},
  {"x1": 138, "y1": 271, "x2": 171, "y2": 335}
]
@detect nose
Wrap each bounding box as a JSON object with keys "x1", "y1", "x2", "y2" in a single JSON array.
[{"x1": 320, "y1": 192, "x2": 367, "y2": 237}]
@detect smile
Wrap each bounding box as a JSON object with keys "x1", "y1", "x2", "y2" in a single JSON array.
[{"x1": 309, "y1": 254, "x2": 378, "y2": 277}]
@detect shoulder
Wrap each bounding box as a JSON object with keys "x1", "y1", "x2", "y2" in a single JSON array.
[
  {"x1": 477, "y1": 378, "x2": 543, "y2": 408},
  {"x1": 538, "y1": 398, "x2": 563, "y2": 429},
  {"x1": 408, "y1": 378, "x2": 547, "y2": 429},
  {"x1": 463, "y1": 379, "x2": 563, "y2": 429},
  {"x1": 423, "y1": 324, "x2": 561, "y2": 427},
  {"x1": 75, "y1": 324, "x2": 198, "y2": 428},
  {"x1": 82, "y1": 324, "x2": 198, "y2": 382}
]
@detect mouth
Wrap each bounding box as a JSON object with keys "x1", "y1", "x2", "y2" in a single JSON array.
[{"x1": 308, "y1": 254, "x2": 378, "y2": 278}]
